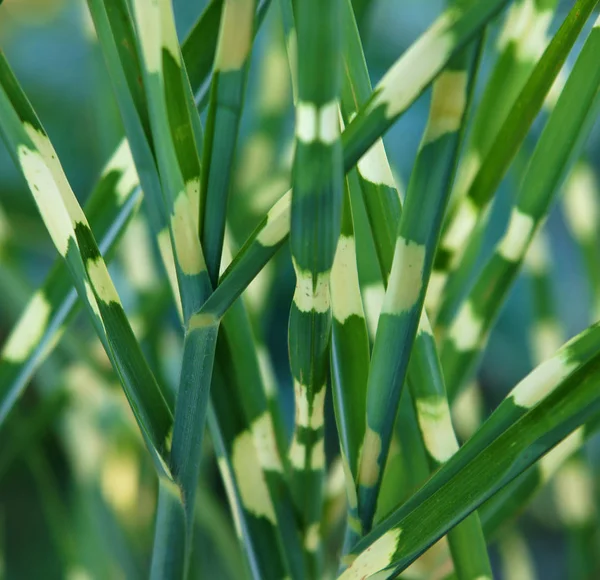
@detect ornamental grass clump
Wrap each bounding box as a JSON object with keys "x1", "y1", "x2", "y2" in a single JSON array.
[{"x1": 1, "y1": 0, "x2": 600, "y2": 578}]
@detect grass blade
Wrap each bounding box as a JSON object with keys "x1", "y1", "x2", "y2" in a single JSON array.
[
  {"x1": 201, "y1": 0, "x2": 256, "y2": 286},
  {"x1": 355, "y1": 33, "x2": 481, "y2": 534},
  {"x1": 562, "y1": 161, "x2": 600, "y2": 317},
  {"x1": 287, "y1": 0, "x2": 343, "y2": 575},
  {"x1": 330, "y1": 176, "x2": 370, "y2": 548}
]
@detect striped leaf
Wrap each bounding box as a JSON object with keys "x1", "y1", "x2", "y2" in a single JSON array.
[
  {"x1": 201, "y1": 0, "x2": 256, "y2": 286},
  {"x1": 287, "y1": 0, "x2": 344, "y2": 575}
]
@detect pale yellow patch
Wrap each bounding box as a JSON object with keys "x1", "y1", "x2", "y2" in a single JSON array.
[
  {"x1": 338, "y1": 528, "x2": 401, "y2": 580},
  {"x1": 246, "y1": 262, "x2": 274, "y2": 315},
  {"x1": 252, "y1": 412, "x2": 283, "y2": 472},
  {"x1": 296, "y1": 101, "x2": 317, "y2": 143},
  {"x1": 544, "y1": 67, "x2": 567, "y2": 112},
  {"x1": 318, "y1": 100, "x2": 340, "y2": 144},
  {"x1": 563, "y1": 163, "x2": 599, "y2": 241},
  {"x1": 451, "y1": 381, "x2": 484, "y2": 441},
  {"x1": 497, "y1": 0, "x2": 553, "y2": 62},
  {"x1": 257, "y1": 190, "x2": 291, "y2": 247},
  {"x1": 293, "y1": 266, "x2": 331, "y2": 313},
  {"x1": 215, "y1": 0, "x2": 254, "y2": 71},
  {"x1": 84, "y1": 280, "x2": 103, "y2": 323},
  {"x1": 441, "y1": 197, "x2": 478, "y2": 256},
  {"x1": 555, "y1": 459, "x2": 596, "y2": 526},
  {"x1": 158, "y1": 0, "x2": 180, "y2": 64},
  {"x1": 81, "y1": 1, "x2": 97, "y2": 42},
  {"x1": 311, "y1": 437, "x2": 325, "y2": 470},
  {"x1": 102, "y1": 140, "x2": 139, "y2": 204},
  {"x1": 66, "y1": 568, "x2": 93, "y2": 580},
  {"x1": 424, "y1": 270, "x2": 447, "y2": 315},
  {"x1": 257, "y1": 345, "x2": 277, "y2": 397},
  {"x1": 39, "y1": 326, "x2": 65, "y2": 364},
  {"x1": 171, "y1": 192, "x2": 205, "y2": 275},
  {"x1": 2, "y1": 292, "x2": 51, "y2": 363},
  {"x1": 523, "y1": 229, "x2": 550, "y2": 274},
  {"x1": 17, "y1": 145, "x2": 74, "y2": 256},
  {"x1": 294, "y1": 382, "x2": 326, "y2": 429},
  {"x1": 511, "y1": 354, "x2": 576, "y2": 409},
  {"x1": 331, "y1": 236, "x2": 364, "y2": 323},
  {"x1": 120, "y1": 216, "x2": 158, "y2": 291},
  {"x1": 63, "y1": 411, "x2": 105, "y2": 480},
  {"x1": 448, "y1": 301, "x2": 482, "y2": 351},
  {"x1": 363, "y1": 282, "x2": 385, "y2": 338},
  {"x1": 358, "y1": 427, "x2": 382, "y2": 487},
  {"x1": 133, "y1": 0, "x2": 161, "y2": 72},
  {"x1": 499, "y1": 532, "x2": 536, "y2": 580},
  {"x1": 237, "y1": 133, "x2": 274, "y2": 191},
  {"x1": 101, "y1": 450, "x2": 139, "y2": 514},
  {"x1": 517, "y1": 9, "x2": 554, "y2": 62},
  {"x1": 383, "y1": 237, "x2": 426, "y2": 314},
  {"x1": 294, "y1": 380, "x2": 310, "y2": 427},
  {"x1": 531, "y1": 320, "x2": 562, "y2": 364},
  {"x1": 326, "y1": 457, "x2": 347, "y2": 498},
  {"x1": 220, "y1": 235, "x2": 233, "y2": 277},
  {"x1": 232, "y1": 430, "x2": 276, "y2": 523},
  {"x1": 185, "y1": 178, "x2": 201, "y2": 234},
  {"x1": 289, "y1": 435, "x2": 306, "y2": 469},
  {"x1": 357, "y1": 138, "x2": 396, "y2": 188},
  {"x1": 24, "y1": 125, "x2": 88, "y2": 226},
  {"x1": 129, "y1": 315, "x2": 146, "y2": 339},
  {"x1": 498, "y1": 208, "x2": 535, "y2": 262},
  {"x1": 249, "y1": 176, "x2": 290, "y2": 215},
  {"x1": 423, "y1": 71, "x2": 467, "y2": 144},
  {"x1": 157, "y1": 228, "x2": 183, "y2": 319},
  {"x1": 416, "y1": 397, "x2": 459, "y2": 463},
  {"x1": 539, "y1": 427, "x2": 584, "y2": 482},
  {"x1": 371, "y1": 13, "x2": 455, "y2": 118},
  {"x1": 259, "y1": 42, "x2": 290, "y2": 113},
  {"x1": 188, "y1": 312, "x2": 218, "y2": 331},
  {"x1": 451, "y1": 151, "x2": 481, "y2": 199},
  {"x1": 65, "y1": 363, "x2": 111, "y2": 407},
  {"x1": 217, "y1": 457, "x2": 243, "y2": 537},
  {"x1": 305, "y1": 523, "x2": 321, "y2": 552},
  {"x1": 341, "y1": 452, "x2": 358, "y2": 509},
  {"x1": 87, "y1": 257, "x2": 120, "y2": 304},
  {"x1": 311, "y1": 387, "x2": 326, "y2": 429},
  {"x1": 517, "y1": 9, "x2": 553, "y2": 62},
  {"x1": 417, "y1": 311, "x2": 433, "y2": 336}
]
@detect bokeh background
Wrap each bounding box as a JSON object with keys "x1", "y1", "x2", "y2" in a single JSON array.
[{"x1": 0, "y1": 0, "x2": 599, "y2": 578}]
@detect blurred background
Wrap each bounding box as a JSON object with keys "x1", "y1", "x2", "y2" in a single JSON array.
[{"x1": 0, "y1": 0, "x2": 599, "y2": 578}]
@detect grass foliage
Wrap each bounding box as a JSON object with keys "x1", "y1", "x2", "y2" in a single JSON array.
[{"x1": 0, "y1": 0, "x2": 600, "y2": 578}]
